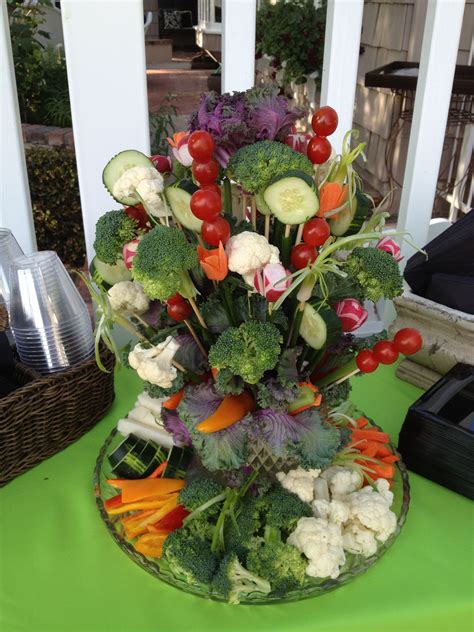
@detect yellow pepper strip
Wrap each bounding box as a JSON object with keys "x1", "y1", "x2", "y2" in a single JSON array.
[
  {"x1": 106, "y1": 495, "x2": 174, "y2": 515},
  {"x1": 123, "y1": 496, "x2": 178, "y2": 539},
  {"x1": 134, "y1": 531, "x2": 169, "y2": 558}
]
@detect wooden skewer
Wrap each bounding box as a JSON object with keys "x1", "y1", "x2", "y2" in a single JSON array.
[
  {"x1": 188, "y1": 296, "x2": 208, "y2": 329},
  {"x1": 327, "y1": 368, "x2": 361, "y2": 388},
  {"x1": 284, "y1": 224, "x2": 291, "y2": 238},
  {"x1": 172, "y1": 359, "x2": 188, "y2": 374},
  {"x1": 184, "y1": 319, "x2": 208, "y2": 358},
  {"x1": 251, "y1": 196, "x2": 257, "y2": 229},
  {"x1": 264, "y1": 215, "x2": 271, "y2": 241},
  {"x1": 131, "y1": 312, "x2": 151, "y2": 329},
  {"x1": 241, "y1": 193, "x2": 247, "y2": 222},
  {"x1": 197, "y1": 234, "x2": 205, "y2": 248},
  {"x1": 295, "y1": 224, "x2": 304, "y2": 245}
]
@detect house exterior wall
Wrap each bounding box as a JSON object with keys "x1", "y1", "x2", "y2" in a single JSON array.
[{"x1": 354, "y1": 0, "x2": 473, "y2": 213}]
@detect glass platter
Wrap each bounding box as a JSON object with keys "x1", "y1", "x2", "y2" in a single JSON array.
[{"x1": 94, "y1": 426, "x2": 410, "y2": 604}]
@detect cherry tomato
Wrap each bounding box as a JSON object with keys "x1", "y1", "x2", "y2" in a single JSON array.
[
  {"x1": 167, "y1": 301, "x2": 192, "y2": 322},
  {"x1": 290, "y1": 244, "x2": 318, "y2": 270},
  {"x1": 200, "y1": 183, "x2": 221, "y2": 197},
  {"x1": 303, "y1": 218, "x2": 331, "y2": 247},
  {"x1": 356, "y1": 349, "x2": 379, "y2": 373},
  {"x1": 311, "y1": 106, "x2": 339, "y2": 136},
  {"x1": 166, "y1": 293, "x2": 185, "y2": 306},
  {"x1": 393, "y1": 328, "x2": 423, "y2": 355},
  {"x1": 188, "y1": 131, "x2": 215, "y2": 162},
  {"x1": 373, "y1": 340, "x2": 399, "y2": 365},
  {"x1": 124, "y1": 204, "x2": 149, "y2": 230},
  {"x1": 201, "y1": 216, "x2": 231, "y2": 246},
  {"x1": 190, "y1": 190, "x2": 222, "y2": 221},
  {"x1": 307, "y1": 136, "x2": 332, "y2": 165},
  {"x1": 192, "y1": 159, "x2": 219, "y2": 185}
]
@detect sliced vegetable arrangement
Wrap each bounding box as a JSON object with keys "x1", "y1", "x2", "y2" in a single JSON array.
[{"x1": 87, "y1": 89, "x2": 421, "y2": 603}]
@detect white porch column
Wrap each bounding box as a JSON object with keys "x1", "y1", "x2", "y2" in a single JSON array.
[
  {"x1": 0, "y1": 2, "x2": 37, "y2": 254},
  {"x1": 397, "y1": 0, "x2": 465, "y2": 256},
  {"x1": 61, "y1": 0, "x2": 150, "y2": 263},
  {"x1": 320, "y1": 0, "x2": 364, "y2": 152},
  {"x1": 222, "y1": 0, "x2": 256, "y2": 93}
]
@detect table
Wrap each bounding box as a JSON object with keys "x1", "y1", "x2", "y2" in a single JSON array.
[{"x1": 1, "y1": 365, "x2": 473, "y2": 632}]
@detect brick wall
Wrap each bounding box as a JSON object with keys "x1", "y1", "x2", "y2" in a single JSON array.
[{"x1": 22, "y1": 123, "x2": 74, "y2": 149}]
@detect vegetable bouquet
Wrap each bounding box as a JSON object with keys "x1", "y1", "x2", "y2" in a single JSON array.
[{"x1": 89, "y1": 88, "x2": 421, "y2": 603}]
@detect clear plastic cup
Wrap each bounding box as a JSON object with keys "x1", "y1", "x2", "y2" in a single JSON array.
[
  {"x1": 0, "y1": 228, "x2": 24, "y2": 309},
  {"x1": 9, "y1": 252, "x2": 89, "y2": 331}
]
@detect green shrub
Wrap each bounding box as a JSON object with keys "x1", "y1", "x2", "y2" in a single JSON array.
[
  {"x1": 25, "y1": 146, "x2": 86, "y2": 268},
  {"x1": 256, "y1": 0, "x2": 326, "y2": 85},
  {"x1": 8, "y1": 0, "x2": 71, "y2": 127}
]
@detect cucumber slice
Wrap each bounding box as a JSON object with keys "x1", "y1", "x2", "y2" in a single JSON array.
[
  {"x1": 164, "y1": 180, "x2": 203, "y2": 232},
  {"x1": 255, "y1": 190, "x2": 272, "y2": 216},
  {"x1": 103, "y1": 150, "x2": 154, "y2": 206},
  {"x1": 329, "y1": 190, "x2": 370, "y2": 237},
  {"x1": 90, "y1": 256, "x2": 131, "y2": 289},
  {"x1": 299, "y1": 303, "x2": 342, "y2": 350},
  {"x1": 263, "y1": 170, "x2": 319, "y2": 225}
]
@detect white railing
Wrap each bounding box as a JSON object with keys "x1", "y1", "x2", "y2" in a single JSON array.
[{"x1": 0, "y1": 0, "x2": 469, "y2": 263}]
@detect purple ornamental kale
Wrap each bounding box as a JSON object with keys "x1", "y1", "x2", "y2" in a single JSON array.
[
  {"x1": 162, "y1": 408, "x2": 192, "y2": 447},
  {"x1": 188, "y1": 87, "x2": 304, "y2": 167}
]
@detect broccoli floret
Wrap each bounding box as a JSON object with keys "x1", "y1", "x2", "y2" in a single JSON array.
[
  {"x1": 215, "y1": 368, "x2": 245, "y2": 395},
  {"x1": 162, "y1": 529, "x2": 217, "y2": 585},
  {"x1": 212, "y1": 552, "x2": 271, "y2": 604},
  {"x1": 345, "y1": 247, "x2": 403, "y2": 303},
  {"x1": 182, "y1": 516, "x2": 216, "y2": 542},
  {"x1": 247, "y1": 535, "x2": 306, "y2": 596},
  {"x1": 93, "y1": 210, "x2": 138, "y2": 264},
  {"x1": 256, "y1": 486, "x2": 312, "y2": 535},
  {"x1": 320, "y1": 380, "x2": 352, "y2": 408},
  {"x1": 227, "y1": 140, "x2": 314, "y2": 193},
  {"x1": 179, "y1": 478, "x2": 226, "y2": 515},
  {"x1": 132, "y1": 225, "x2": 197, "y2": 301},
  {"x1": 208, "y1": 321, "x2": 282, "y2": 385}
]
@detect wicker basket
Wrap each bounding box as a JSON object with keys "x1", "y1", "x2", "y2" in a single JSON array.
[{"x1": 0, "y1": 345, "x2": 115, "y2": 486}]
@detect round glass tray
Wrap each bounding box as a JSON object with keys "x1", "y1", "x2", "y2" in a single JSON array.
[{"x1": 94, "y1": 427, "x2": 410, "y2": 604}]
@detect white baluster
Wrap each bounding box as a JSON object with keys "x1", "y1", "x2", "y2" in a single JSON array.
[
  {"x1": 222, "y1": 0, "x2": 256, "y2": 93},
  {"x1": 320, "y1": 0, "x2": 364, "y2": 152},
  {"x1": 60, "y1": 0, "x2": 150, "y2": 263},
  {"x1": 397, "y1": 0, "x2": 466, "y2": 257}
]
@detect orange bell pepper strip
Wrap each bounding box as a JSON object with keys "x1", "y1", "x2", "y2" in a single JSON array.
[
  {"x1": 162, "y1": 389, "x2": 184, "y2": 410},
  {"x1": 123, "y1": 496, "x2": 179, "y2": 538},
  {"x1": 106, "y1": 495, "x2": 173, "y2": 515},
  {"x1": 134, "y1": 531, "x2": 169, "y2": 558},
  {"x1": 197, "y1": 242, "x2": 228, "y2": 281},
  {"x1": 317, "y1": 182, "x2": 348, "y2": 219},
  {"x1": 107, "y1": 478, "x2": 185, "y2": 503},
  {"x1": 146, "y1": 461, "x2": 168, "y2": 478},
  {"x1": 196, "y1": 391, "x2": 255, "y2": 433}
]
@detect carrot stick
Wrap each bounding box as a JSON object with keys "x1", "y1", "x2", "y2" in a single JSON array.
[
  {"x1": 162, "y1": 389, "x2": 184, "y2": 410},
  {"x1": 356, "y1": 416, "x2": 369, "y2": 429},
  {"x1": 382, "y1": 455, "x2": 399, "y2": 464},
  {"x1": 375, "y1": 444, "x2": 392, "y2": 458},
  {"x1": 351, "y1": 429, "x2": 390, "y2": 443}
]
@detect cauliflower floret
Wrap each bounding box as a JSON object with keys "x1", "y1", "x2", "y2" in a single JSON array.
[
  {"x1": 108, "y1": 281, "x2": 150, "y2": 314},
  {"x1": 112, "y1": 166, "x2": 166, "y2": 217},
  {"x1": 375, "y1": 477, "x2": 394, "y2": 507},
  {"x1": 276, "y1": 467, "x2": 321, "y2": 503},
  {"x1": 312, "y1": 498, "x2": 350, "y2": 524},
  {"x1": 226, "y1": 232, "x2": 281, "y2": 284},
  {"x1": 288, "y1": 517, "x2": 345, "y2": 580},
  {"x1": 128, "y1": 336, "x2": 180, "y2": 388},
  {"x1": 346, "y1": 486, "x2": 397, "y2": 543},
  {"x1": 342, "y1": 520, "x2": 378, "y2": 557},
  {"x1": 321, "y1": 466, "x2": 363, "y2": 497},
  {"x1": 313, "y1": 477, "x2": 330, "y2": 501}
]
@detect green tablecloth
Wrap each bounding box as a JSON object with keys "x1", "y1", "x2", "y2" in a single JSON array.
[{"x1": 1, "y1": 365, "x2": 473, "y2": 632}]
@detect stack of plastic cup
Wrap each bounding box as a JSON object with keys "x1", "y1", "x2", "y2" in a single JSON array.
[
  {"x1": 0, "y1": 228, "x2": 24, "y2": 312},
  {"x1": 9, "y1": 251, "x2": 94, "y2": 373}
]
